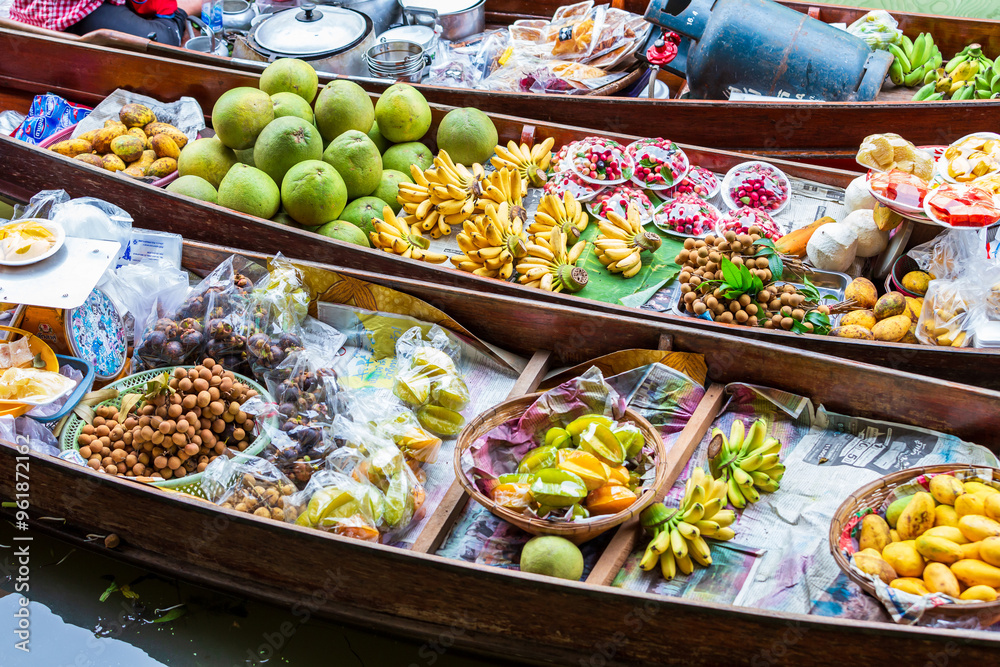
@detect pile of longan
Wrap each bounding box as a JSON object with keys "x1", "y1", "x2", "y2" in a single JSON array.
[
  {"x1": 219, "y1": 472, "x2": 300, "y2": 522},
  {"x1": 76, "y1": 358, "x2": 259, "y2": 479}
]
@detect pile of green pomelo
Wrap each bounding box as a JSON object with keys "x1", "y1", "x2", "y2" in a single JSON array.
[{"x1": 167, "y1": 58, "x2": 498, "y2": 247}]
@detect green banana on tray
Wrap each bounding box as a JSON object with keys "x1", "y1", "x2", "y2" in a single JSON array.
[{"x1": 897, "y1": 37, "x2": 1000, "y2": 102}]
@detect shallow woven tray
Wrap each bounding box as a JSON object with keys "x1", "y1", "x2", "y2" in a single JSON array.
[
  {"x1": 60, "y1": 366, "x2": 275, "y2": 498},
  {"x1": 829, "y1": 464, "x2": 1000, "y2": 627},
  {"x1": 455, "y1": 392, "x2": 666, "y2": 545}
]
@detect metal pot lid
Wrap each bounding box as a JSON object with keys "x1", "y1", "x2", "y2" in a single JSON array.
[
  {"x1": 399, "y1": 0, "x2": 481, "y2": 16},
  {"x1": 254, "y1": 3, "x2": 368, "y2": 56},
  {"x1": 378, "y1": 25, "x2": 435, "y2": 49}
]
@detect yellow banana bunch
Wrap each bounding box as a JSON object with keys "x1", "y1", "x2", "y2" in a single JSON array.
[
  {"x1": 451, "y1": 201, "x2": 527, "y2": 279},
  {"x1": 396, "y1": 150, "x2": 485, "y2": 237},
  {"x1": 477, "y1": 167, "x2": 526, "y2": 216},
  {"x1": 639, "y1": 467, "x2": 737, "y2": 579},
  {"x1": 708, "y1": 418, "x2": 784, "y2": 509},
  {"x1": 369, "y1": 206, "x2": 448, "y2": 263},
  {"x1": 515, "y1": 226, "x2": 589, "y2": 293},
  {"x1": 594, "y1": 204, "x2": 662, "y2": 279},
  {"x1": 491, "y1": 137, "x2": 554, "y2": 188},
  {"x1": 527, "y1": 191, "x2": 589, "y2": 243}
]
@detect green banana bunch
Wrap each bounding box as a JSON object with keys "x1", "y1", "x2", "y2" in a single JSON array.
[
  {"x1": 638, "y1": 467, "x2": 736, "y2": 580},
  {"x1": 891, "y1": 32, "x2": 941, "y2": 88},
  {"x1": 708, "y1": 418, "x2": 784, "y2": 509}
]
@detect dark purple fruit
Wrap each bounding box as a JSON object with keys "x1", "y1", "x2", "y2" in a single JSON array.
[
  {"x1": 180, "y1": 330, "x2": 204, "y2": 348},
  {"x1": 163, "y1": 341, "x2": 185, "y2": 362}
]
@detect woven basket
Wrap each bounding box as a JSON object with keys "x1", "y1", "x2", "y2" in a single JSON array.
[
  {"x1": 454, "y1": 392, "x2": 666, "y2": 545},
  {"x1": 830, "y1": 464, "x2": 1000, "y2": 627},
  {"x1": 60, "y1": 366, "x2": 275, "y2": 498}
]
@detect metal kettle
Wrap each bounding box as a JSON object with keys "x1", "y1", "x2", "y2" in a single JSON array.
[{"x1": 643, "y1": 0, "x2": 892, "y2": 101}]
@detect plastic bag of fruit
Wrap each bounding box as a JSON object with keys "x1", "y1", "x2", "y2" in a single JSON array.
[
  {"x1": 243, "y1": 254, "x2": 313, "y2": 378},
  {"x1": 915, "y1": 277, "x2": 979, "y2": 348},
  {"x1": 391, "y1": 326, "x2": 470, "y2": 438},
  {"x1": 201, "y1": 452, "x2": 303, "y2": 522},
  {"x1": 846, "y1": 10, "x2": 902, "y2": 50},
  {"x1": 340, "y1": 388, "x2": 441, "y2": 468},
  {"x1": 288, "y1": 468, "x2": 385, "y2": 542},
  {"x1": 907, "y1": 228, "x2": 991, "y2": 281}
]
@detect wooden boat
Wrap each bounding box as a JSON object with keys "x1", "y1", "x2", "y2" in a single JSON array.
[
  {"x1": 3, "y1": 238, "x2": 1000, "y2": 665},
  {"x1": 1, "y1": 31, "x2": 997, "y2": 389},
  {"x1": 3, "y1": 1, "x2": 1000, "y2": 163}
]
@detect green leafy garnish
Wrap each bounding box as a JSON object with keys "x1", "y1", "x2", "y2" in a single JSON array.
[
  {"x1": 791, "y1": 310, "x2": 832, "y2": 336},
  {"x1": 752, "y1": 238, "x2": 784, "y2": 281},
  {"x1": 708, "y1": 257, "x2": 764, "y2": 299}
]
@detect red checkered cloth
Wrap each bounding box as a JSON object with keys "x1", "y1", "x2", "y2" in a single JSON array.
[{"x1": 10, "y1": 0, "x2": 128, "y2": 32}]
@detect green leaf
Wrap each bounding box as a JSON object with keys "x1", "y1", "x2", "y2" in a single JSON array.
[
  {"x1": 99, "y1": 582, "x2": 118, "y2": 602},
  {"x1": 822, "y1": 294, "x2": 839, "y2": 301},
  {"x1": 658, "y1": 165, "x2": 675, "y2": 187},
  {"x1": 720, "y1": 257, "x2": 741, "y2": 288},
  {"x1": 152, "y1": 607, "x2": 186, "y2": 623},
  {"x1": 751, "y1": 273, "x2": 764, "y2": 292},
  {"x1": 768, "y1": 253, "x2": 784, "y2": 281},
  {"x1": 754, "y1": 238, "x2": 776, "y2": 250}
]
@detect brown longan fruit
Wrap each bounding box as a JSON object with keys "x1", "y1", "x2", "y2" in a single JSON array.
[
  {"x1": 693, "y1": 302, "x2": 707, "y2": 315},
  {"x1": 210, "y1": 375, "x2": 222, "y2": 388},
  {"x1": 155, "y1": 405, "x2": 168, "y2": 419},
  {"x1": 168, "y1": 404, "x2": 183, "y2": 419},
  {"x1": 133, "y1": 463, "x2": 145, "y2": 476},
  {"x1": 212, "y1": 419, "x2": 226, "y2": 434},
  {"x1": 717, "y1": 312, "x2": 734, "y2": 324},
  {"x1": 171, "y1": 432, "x2": 187, "y2": 447},
  {"x1": 196, "y1": 391, "x2": 211, "y2": 408},
  {"x1": 82, "y1": 424, "x2": 95, "y2": 435},
  {"x1": 747, "y1": 316, "x2": 759, "y2": 327},
  {"x1": 757, "y1": 290, "x2": 771, "y2": 303},
  {"x1": 735, "y1": 311, "x2": 749, "y2": 324},
  {"x1": 744, "y1": 258, "x2": 756, "y2": 270},
  {"x1": 729, "y1": 301, "x2": 741, "y2": 314},
  {"x1": 111, "y1": 449, "x2": 126, "y2": 462},
  {"x1": 158, "y1": 420, "x2": 173, "y2": 434},
  {"x1": 738, "y1": 294, "x2": 752, "y2": 307},
  {"x1": 166, "y1": 456, "x2": 181, "y2": 470},
  {"x1": 678, "y1": 271, "x2": 691, "y2": 283},
  {"x1": 780, "y1": 305, "x2": 792, "y2": 317},
  {"x1": 93, "y1": 416, "x2": 106, "y2": 427},
  {"x1": 764, "y1": 320, "x2": 775, "y2": 329},
  {"x1": 817, "y1": 305, "x2": 831, "y2": 315},
  {"x1": 746, "y1": 304, "x2": 759, "y2": 316},
  {"x1": 705, "y1": 296, "x2": 719, "y2": 310},
  {"x1": 232, "y1": 427, "x2": 246, "y2": 441},
  {"x1": 208, "y1": 387, "x2": 221, "y2": 401},
  {"x1": 193, "y1": 378, "x2": 209, "y2": 393},
  {"x1": 98, "y1": 436, "x2": 111, "y2": 448},
  {"x1": 198, "y1": 367, "x2": 212, "y2": 381},
  {"x1": 105, "y1": 465, "x2": 118, "y2": 475},
  {"x1": 769, "y1": 299, "x2": 782, "y2": 311},
  {"x1": 95, "y1": 424, "x2": 110, "y2": 438},
  {"x1": 683, "y1": 238, "x2": 696, "y2": 249},
  {"x1": 151, "y1": 431, "x2": 165, "y2": 445},
  {"x1": 724, "y1": 231, "x2": 736, "y2": 242},
  {"x1": 792, "y1": 309, "x2": 805, "y2": 321},
  {"x1": 781, "y1": 317, "x2": 794, "y2": 330},
  {"x1": 176, "y1": 419, "x2": 190, "y2": 433},
  {"x1": 804, "y1": 322, "x2": 814, "y2": 333},
  {"x1": 79, "y1": 445, "x2": 93, "y2": 458}
]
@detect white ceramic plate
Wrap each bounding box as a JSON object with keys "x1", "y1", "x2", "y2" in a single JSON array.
[
  {"x1": 0, "y1": 220, "x2": 66, "y2": 267},
  {"x1": 720, "y1": 161, "x2": 791, "y2": 215}
]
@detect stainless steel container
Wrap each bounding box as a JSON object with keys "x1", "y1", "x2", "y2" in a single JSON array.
[
  {"x1": 365, "y1": 40, "x2": 426, "y2": 82},
  {"x1": 222, "y1": 0, "x2": 257, "y2": 31},
  {"x1": 335, "y1": 0, "x2": 401, "y2": 35},
  {"x1": 398, "y1": 0, "x2": 485, "y2": 41}
]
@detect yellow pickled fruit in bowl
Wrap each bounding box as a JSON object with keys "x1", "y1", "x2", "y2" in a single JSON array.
[
  {"x1": 958, "y1": 514, "x2": 1000, "y2": 542},
  {"x1": 934, "y1": 505, "x2": 960, "y2": 529},
  {"x1": 492, "y1": 482, "x2": 533, "y2": 510},
  {"x1": 853, "y1": 551, "x2": 896, "y2": 585},
  {"x1": 516, "y1": 444, "x2": 558, "y2": 475},
  {"x1": 890, "y1": 577, "x2": 930, "y2": 596},
  {"x1": 410, "y1": 346, "x2": 457, "y2": 377},
  {"x1": 430, "y1": 374, "x2": 470, "y2": 411},
  {"x1": 960, "y1": 585, "x2": 998, "y2": 602},
  {"x1": 566, "y1": 414, "x2": 614, "y2": 443},
  {"x1": 955, "y1": 491, "x2": 991, "y2": 518},
  {"x1": 585, "y1": 483, "x2": 638, "y2": 516},
  {"x1": 393, "y1": 371, "x2": 431, "y2": 406},
  {"x1": 896, "y1": 492, "x2": 935, "y2": 540},
  {"x1": 923, "y1": 526, "x2": 969, "y2": 545},
  {"x1": 529, "y1": 468, "x2": 588, "y2": 507},
  {"x1": 979, "y1": 536, "x2": 1000, "y2": 567},
  {"x1": 544, "y1": 427, "x2": 572, "y2": 449},
  {"x1": 557, "y1": 449, "x2": 610, "y2": 491},
  {"x1": 859, "y1": 514, "x2": 892, "y2": 552},
  {"x1": 914, "y1": 534, "x2": 963, "y2": 564},
  {"x1": 923, "y1": 562, "x2": 960, "y2": 597},
  {"x1": 882, "y1": 541, "x2": 925, "y2": 577},
  {"x1": 415, "y1": 405, "x2": 465, "y2": 436},
  {"x1": 964, "y1": 481, "x2": 999, "y2": 496},
  {"x1": 612, "y1": 423, "x2": 644, "y2": 459},
  {"x1": 929, "y1": 474, "x2": 966, "y2": 506},
  {"x1": 985, "y1": 493, "x2": 1000, "y2": 521},
  {"x1": 950, "y1": 559, "x2": 1000, "y2": 588},
  {"x1": 578, "y1": 423, "x2": 625, "y2": 467}
]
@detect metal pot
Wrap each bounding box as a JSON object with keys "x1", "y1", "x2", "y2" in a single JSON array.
[
  {"x1": 243, "y1": 3, "x2": 376, "y2": 78},
  {"x1": 222, "y1": 0, "x2": 258, "y2": 32},
  {"x1": 333, "y1": 0, "x2": 400, "y2": 36},
  {"x1": 398, "y1": 0, "x2": 485, "y2": 41}
]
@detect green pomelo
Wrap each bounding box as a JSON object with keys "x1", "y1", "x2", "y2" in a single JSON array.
[
  {"x1": 271, "y1": 92, "x2": 315, "y2": 124},
  {"x1": 519, "y1": 536, "x2": 583, "y2": 580},
  {"x1": 436, "y1": 107, "x2": 497, "y2": 166},
  {"x1": 374, "y1": 83, "x2": 431, "y2": 143},
  {"x1": 211, "y1": 87, "x2": 274, "y2": 150},
  {"x1": 280, "y1": 159, "x2": 347, "y2": 227},
  {"x1": 367, "y1": 121, "x2": 391, "y2": 154},
  {"x1": 382, "y1": 142, "x2": 432, "y2": 175},
  {"x1": 314, "y1": 80, "x2": 374, "y2": 142},
  {"x1": 217, "y1": 163, "x2": 280, "y2": 219},
  {"x1": 271, "y1": 208, "x2": 298, "y2": 227},
  {"x1": 165, "y1": 175, "x2": 218, "y2": 204},
  {"x1": 259, "y1": 58, "x2": 319, "y2": 104},
  {"x1": 235, "y1": 147, "x2": 255, "y2": 167},
  {"x1": 371, "y1": 169, "x2": 411, "y2": 214},
  {"x1": 339, "y1": 196, "x2": 389, "y2": 236},
  {"x1": 322, "y1": 130, "x2": 382, "y2": 199},
  {"x1": 177, "y1": 137, "x2": 237, "y2": 189},
  {"x1": 254, "y1": 116, "x2": 323, "y2": 186},
  {"x1": 315, "y1": 220, "x2": 370, "y2": 247}
]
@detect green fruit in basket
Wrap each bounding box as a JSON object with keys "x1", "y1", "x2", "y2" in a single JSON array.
[
  {"x1": 571, "y1": 503, "x2": 590, "y2": 520},
  {"x1": 393, "y1": 371, "x2": 431, "y2": 406},
  {"x1": 566, "y1": 414, "x2": 615, "y2": 443},
  {"x1": 517, "y1": 444, "x2": 559, "y2": 475},
  {"x1": 578, "y1": 423, "x2": 625, "y2": 467},
  {"x1": 544, "y1": 427, "x2": 572, "y2": 449},
  {"x1": 411, "y1": 347, "x2": 457, "y2": 377},
  {"x1": 886, "y1": 494, "x2": 916, "y2": 528},
  {"x1": 499, "y1": 473, "x2": 534, "y2": 484},
  {"x1": 530, "y1": 468, "x2": 588, "y2": 507},
  {"x1": 415, "y1": 405, "x2": 465, "y2": 436},
  {"x1": 430, "y1": 374, "x2": 470, "y2": 411},
  {"x1": 613, "y1": 423, "x2": 644, "y2": 459}
]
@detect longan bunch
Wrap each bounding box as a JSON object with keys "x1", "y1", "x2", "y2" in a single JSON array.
[
  {"x1": 755, "y1": 284, "x2": 830, "y2": 332},
  {"x1": 675, "y1": 228, "x2": 775, "y2": 290},
  {"x1": 76, "y1": 358, "x2": 258, "y2": 480},
  {"x1": 219, "y1": 472, "x2": 300, "y2": 522}
]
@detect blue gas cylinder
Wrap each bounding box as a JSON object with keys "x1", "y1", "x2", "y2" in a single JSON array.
[{"x1": 643, "y1": 0, "x2": 892, "y2": 101}]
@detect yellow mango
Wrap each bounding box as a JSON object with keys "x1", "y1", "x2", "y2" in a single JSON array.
[
  {"x1": 896, "y1": 492, "x2": 935, "y2": 540},
  {"x1": 964, "y1": 481, "x2": 999, "y2": 496},
  {"x1": 959, "y1": 585, "x2": 998, "y2": 602},
  {"x1": 890, "y1": 529, "x2": 901, "y2": 542},
  {"x1": 854, "y1": 552, "x2": 897, "y2": 585},
  {"x1": 955, "y1": 491, "x2": 990, "y2": 518},
  {"x1": 985, "y1": 494, "x2": 1000, "y2": 521},
  {"x1": 923, "y1": 526, "x2": 968, "y2": 545},
  {"x1": 950, "y1": 559, "x2": 1000, "y2": 588},
  {"x1": 872, "y1": 314, "x2": 912, "y2": 342},
  {"x1": 829, "y1": 325, "x2": 875, "y2": 340},
  {"x1": 958, "y1": 514, "x2": 1000, "y2": 542},
  {"x1": 923, "y1": 562, "x2": 961, "y2": 597},
  {"x1": 961, "y1": 542, "x2": 982, "y2": 561},
  {"x1": 859, "y1": 514, "x2": 892, "y2": 553},
  {"x1": 49, "y1": 138, "x2": 92, "y2": 157},
  {"x1": 915, "y1": 534, "x2": 963, "y2": 564},
  {"x1": 860, "y1": 548, "x2": 882, "y2": 557},
  {"x1": 979, "y1": 536, "x2": 1000, "y2": 567},
  {"x1": 882, "y1": 541, "x2": 925, "y2": 577},
  {"x1": 890, "y1": 577, "x2": 930, "y2": 596},
  {"x1": 929, "y1": 474, "x2": 966, "y2": 506},
  {"x1": 934, "y1": 505, "x2": 960, "y2": 529},
  {"x1": 840, "y1": 309, "x2": 876, "y2": 330},
  {"x1": 904, "y1": 296, "x2": 923, "y2": 321}
]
